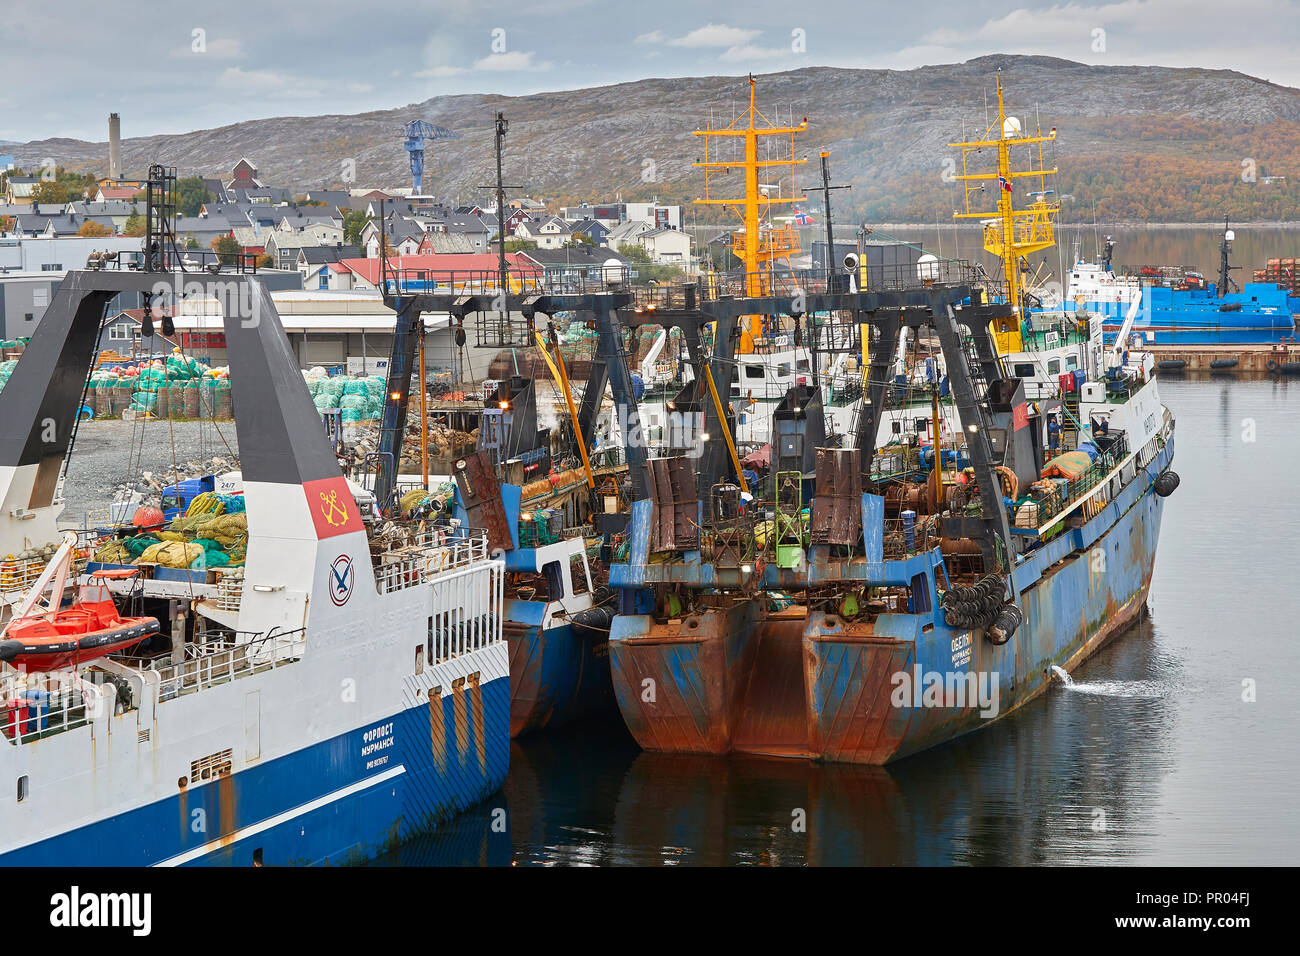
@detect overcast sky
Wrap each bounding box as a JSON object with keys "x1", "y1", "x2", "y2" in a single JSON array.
[{"x1": 2, "y1": 0, "x2": 1297, "y2": 143}]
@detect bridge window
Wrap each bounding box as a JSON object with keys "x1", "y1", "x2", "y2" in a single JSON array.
[
  {"x1": 1047, "y1": 359, "x2": 1061, "y2": 375},
  {"x1": 1013, "y1": 363, "x2": 1035, "y2": 378},
  {"x1": 744, "y1": 365, "x2": 764, "y2": 379},
  {"x1": 542, "y1": 561, "x2": 565, "y2": 599}
]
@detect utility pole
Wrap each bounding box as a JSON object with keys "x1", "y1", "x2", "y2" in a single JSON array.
[
  {"x1": 476, "y1": 112, "x2": 523, "y2": 347},
  {"x1": 797, "y1": 151, "x2": 850, "y2": 388},
  {"x1": 493, "y1": 112, "x2": 509, "y2": 293}
]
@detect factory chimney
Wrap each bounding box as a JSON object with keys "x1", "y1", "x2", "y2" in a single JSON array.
[{"x1": 108, "y1": 113, "x2": 121, "y2": 181}]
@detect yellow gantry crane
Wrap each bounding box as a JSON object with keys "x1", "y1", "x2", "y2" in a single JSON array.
[
  {"x1": 949, "y1": 71, "x2": 1059, "y2": 353},
  {"x1": 694, "y1": 74, "x2": 808, "y2": 354}
]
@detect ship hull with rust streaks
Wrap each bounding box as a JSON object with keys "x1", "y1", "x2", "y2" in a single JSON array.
[{"x1": 608, "y1": 433, "x2": 1171, "y2": 765}]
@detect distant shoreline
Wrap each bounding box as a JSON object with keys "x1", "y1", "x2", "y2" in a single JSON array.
[{"x1": 869, "y1": 222, "x2": 1300, "y2": 231}]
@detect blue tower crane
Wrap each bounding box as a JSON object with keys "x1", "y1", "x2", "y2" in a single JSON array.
[{"x1": 401, "y1": 120, "x2": 460, "y2": 195}]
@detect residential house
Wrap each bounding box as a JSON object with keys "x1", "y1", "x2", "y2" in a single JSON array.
[
  {"x1": 297, "y1": 245, "x2": 360, "y2": 289},
  {"x1": 5, "y1": 176, "x2": 39, "y2": 205},
  {"x1": 569, "y1": 219, "x2": 610, "y2": 246},
  {"x1": 639, "y1": 227, "x2": 692, "y2": 266},
  {"x1": 361, "y1": 217, "x2": 423, "y2": 258},
  {"x1": 518, "y1": 247, "x2": 633, "y2": 289},
  {"x1": 174, "y1": 215, "x2": 235, "y2": 249},
  {"x1": 94, "y1": 186, "x2": 142, "y2": 203},
  {"x1": 65, "y1": 200, "x2": 139, "y2": 231},
  {"x1": 605, "y1": 219, "x2": 653, "y2": 252},
  {"x1": 265, "y1": 231, "x2": 323, "y2": 271},
  {"x1": 514, "y1": 215, "x2": 571, "y2": 250}
]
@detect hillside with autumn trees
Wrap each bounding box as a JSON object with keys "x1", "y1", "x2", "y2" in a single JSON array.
[{"x1": 8, "y1": 55, "x2": 1300, "y2": 224}]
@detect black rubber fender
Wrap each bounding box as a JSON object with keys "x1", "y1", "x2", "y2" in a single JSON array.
[
  {"x1": 1267, "y1": 359, "x2": 1280, "y2": 372},
  {"x1": 1154, "y1": 470, "x2": 1180, "y2": 498},
  {"x1": 1158, "y1": 359, "x2": 1186, "y2": 370}
]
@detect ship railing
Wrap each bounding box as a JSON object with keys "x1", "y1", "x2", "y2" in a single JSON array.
[
  {"x1": 375, "y1": 526, "x2": 492, "y2": 595},
  {"x1": 0, "y1": 671, "x2": 106, "y2": 746},
  {"x1": 151, "y1": 627, "x2": 308, "y2": 702},
  {"x1": 427, "y1": 560, "x2": 505, "y2": 664},
  {"x1": 882, "y1": 516, "x2": 939, "y2": 559}
]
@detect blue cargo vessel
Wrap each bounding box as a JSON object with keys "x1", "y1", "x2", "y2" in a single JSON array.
[{"x1": 1065, "y1": 230, "x2": 1298, "y2": 344}]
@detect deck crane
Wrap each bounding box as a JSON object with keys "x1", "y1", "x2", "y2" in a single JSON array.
[{"x1": 401, "y1": 120, "x2": 460, "y2": 195}]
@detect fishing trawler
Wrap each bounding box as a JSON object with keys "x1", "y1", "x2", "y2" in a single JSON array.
[
  {"x1": 598, "y1": 75, "x2": 1178, "y2": 765},
  {"x1": 0, "y1": 212, "x2": 508, "y2": 864}
]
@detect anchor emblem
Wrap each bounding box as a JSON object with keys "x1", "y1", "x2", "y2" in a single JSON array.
[{"x1": 319, "y1": 489, "x2": 349, "y2": 528}]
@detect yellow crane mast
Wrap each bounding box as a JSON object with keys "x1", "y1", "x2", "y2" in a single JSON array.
[
  {"x1": 694, "y1": 74, "x2": 808, "y2": 354},
  {"x1": 949, "y1": 71, "x2": 1059, "y2": 353}
]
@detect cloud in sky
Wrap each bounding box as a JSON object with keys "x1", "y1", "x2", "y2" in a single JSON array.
[{"x1": 1, "y1": 0, "x2": 1296, "y2": 142}]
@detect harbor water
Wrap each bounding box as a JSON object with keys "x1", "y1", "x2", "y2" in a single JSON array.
[{"x1": 379, "y1": 376, "x2": 1300, "y2": 866}]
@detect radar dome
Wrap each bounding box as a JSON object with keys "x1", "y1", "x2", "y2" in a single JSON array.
[
  {"x1": 1002, "y1": 116, "x2": 1022, "y2": 138},
  {"x1": 917, "y1": 253, "x2": 940, "y2": 282}
]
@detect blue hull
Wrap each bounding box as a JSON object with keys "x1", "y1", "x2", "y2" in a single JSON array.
[
  {"x1": 1089, "y1": 282, "x2": 1297, "y2": 344},
  {"x1": 507, "y1": 608, "x2": 614, "y2": 736},
  {"x1": 0, "y1": 675, "x2": 509, "y2": 867}
]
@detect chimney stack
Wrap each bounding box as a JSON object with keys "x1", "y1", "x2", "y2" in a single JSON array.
[{"x1": 108, "y1": 113, "x2": 121, "y2": 181}]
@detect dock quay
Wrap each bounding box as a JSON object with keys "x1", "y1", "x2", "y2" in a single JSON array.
[{"x1": 1145, "y1": 341, "x2": 1300, "y2": 375}]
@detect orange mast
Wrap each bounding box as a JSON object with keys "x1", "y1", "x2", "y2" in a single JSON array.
[{"x1": 694, "y1": 75, "x2": 808, "y2": 353}]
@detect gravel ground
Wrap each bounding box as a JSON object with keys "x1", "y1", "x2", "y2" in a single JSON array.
[{"x1": 59, "y1": 420, "x2": 241, "y2": 525}]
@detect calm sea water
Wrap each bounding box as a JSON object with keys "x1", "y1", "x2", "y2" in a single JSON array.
[{"x1": 378, "y1": 376, "x2": 1300, "y2": 866}]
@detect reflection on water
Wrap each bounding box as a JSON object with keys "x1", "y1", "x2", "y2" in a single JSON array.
[{"x1": 381, "y1": 378, "x2": 1299, "y2": 866}]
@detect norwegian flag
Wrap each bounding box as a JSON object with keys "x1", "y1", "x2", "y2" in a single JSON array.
[
  {"x1": 998, "y1": 175, "x2": 1013, "y2": 193},
  {"x1": 793, "y1": 208, "x2": 813, "y2": 225}
]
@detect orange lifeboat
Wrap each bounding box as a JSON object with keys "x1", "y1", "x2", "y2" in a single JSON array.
[{"x1": 0, "y1": 568, "x2": 158, "y2": 672}]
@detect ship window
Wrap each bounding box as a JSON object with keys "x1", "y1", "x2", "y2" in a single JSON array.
[
  {"x1": 17, "y1": 775, "x2": 28, "y2": 802},
  {"x1": 252, "y1": 848, "x2": 264, "y2": 867},
  {"x1": 745, "y1": 365, "x2": 764, "y2": 379},
  {"x1": 1066, "y1": 356, "x2": 1078, "y2": 370},
  {"x1": 542, "y1": 560, "x2": 565, "y2": 599},
  {"x1": 1013, "y1": 363, "x2": 1035, "y2": 377},
  {"x1": 569, "y1": 554, "x2": 589, "y2": 595},
  {"x1": 777, "y1": 363, "x2": 792, "y2": 377},
  {"x1": 796, "y1": 359, "x2": 810, "y2": 371},
  {"x1": 909, "y1": 573, "x2": 932, "y2": 614},
  {"x1": 1047, "y1": 359, "x2": 1061, "y2": 375},
  {"x1": 415, "y1": 643, "x2": 424, "y2": 675}
]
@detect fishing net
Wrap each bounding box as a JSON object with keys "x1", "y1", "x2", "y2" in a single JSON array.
[
  {"x1": 93, "y1": 539, "x2": 130, "y2": 564},
  {"x1": 123, "y1": 534, "x2": 161, "y2": 559},
  {"x1": 136, "y1": 541, "x2": 203, "y2": 568},
  {"x1": 195, "y1": 514, "x2": 248, "y2": 548}
]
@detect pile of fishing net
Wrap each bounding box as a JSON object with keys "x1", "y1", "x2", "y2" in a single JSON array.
[
  {"x1": 135, "y1": 541, "x2": 204, "y2": 569},
  {"x1": 305, "y1": 370, "x2": 386, "y2": 423},
  {"x1": 0, "y1": 359, "x2": 19, "y2": 395},
  {"x1": 194, "y1": 514, "x2": 248, "y2": 549},
  {"x1": 97, "y1": 512, "x2": 249, "y2": 572}
]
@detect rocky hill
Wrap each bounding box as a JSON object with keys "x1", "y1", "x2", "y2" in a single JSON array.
[{"x1": 10, "y1": 55, "x2": 1300, "y2": 222}]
